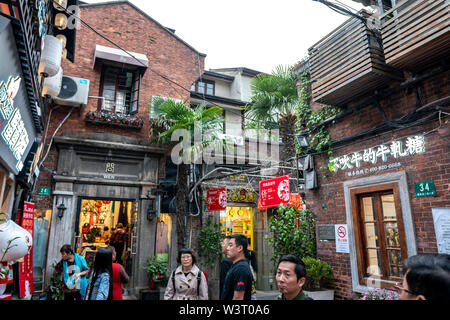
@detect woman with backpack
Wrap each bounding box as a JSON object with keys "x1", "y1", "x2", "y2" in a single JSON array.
[{"x1": 164, "y1": 248, "x2": 208, "y2": 300}]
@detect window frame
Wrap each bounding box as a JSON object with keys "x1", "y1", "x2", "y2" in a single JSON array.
[
  {"x1": 350, "y1": 182, "x2": 408, "y2": 289},
  {"x1": 98, "y1": 64, "x2": 141, "y2": 115},
  {"x1": 191, "y1": 79, "x2": 215, "y2": 96}
]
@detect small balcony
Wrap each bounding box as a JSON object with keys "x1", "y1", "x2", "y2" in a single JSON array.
[
  {"x1": 380, "y1": 0, "x2": 450, "y2": 70},
  {"x1": 308, "y1": 10, "x2": 402, "y2": 106}
]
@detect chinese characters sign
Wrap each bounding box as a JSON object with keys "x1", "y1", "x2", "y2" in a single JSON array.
[
  {"x1": 259, "y1": 175, "x2": 290, "y2": 208},
  {"x1": 19, "y1": 202, "x2": 34, "y2": 298},
  {"x1": 206, "y1": 187, "x2": 227, "y2": 211},
  {"x1": 330, "y1": 135, "x2": 425, "y2": 177},
  {"x1": 0, "y1": 76, "x2": 30, "y2": 172}
]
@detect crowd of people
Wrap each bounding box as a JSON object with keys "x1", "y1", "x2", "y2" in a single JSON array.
[
  {"x1": 56, "y1": 244, "x2": 129, "y2": 301},
  {"x1": 55, "y1": 232, "x2": 450, "y2": 301}
]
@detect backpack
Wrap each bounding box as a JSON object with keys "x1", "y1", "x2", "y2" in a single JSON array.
[{"x1": 172, "y1": 268, "x2": 206, "y2": 297}]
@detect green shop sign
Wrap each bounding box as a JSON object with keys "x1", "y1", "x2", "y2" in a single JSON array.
[{"x1": 414, "y1": 181, "x2": 436, "y2": 198}]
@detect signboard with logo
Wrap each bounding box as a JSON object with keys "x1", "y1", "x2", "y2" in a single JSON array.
[
  {"x1": 0, "y1": 21, "x2": 37, "y2": 175},
  {"x1": 335, "y1": 224, "x2": 349, "y2": 253},
  {"x1": 259, "y1": 175, "x2": 290, "y2": 208},
  {"x1": 258, "y1": 192, "x2": 303, "y2": 211},
  {"x1": 206, "y1": 187, "x2": 227, "y2": 212}
]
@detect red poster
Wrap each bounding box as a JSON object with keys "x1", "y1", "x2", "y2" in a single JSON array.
[
  {"x1": 206, "y1": 187, "x2": 227, "y2": 211},
  {"x1": 18, "y1": 201, "x2": 34, "y2": 298},
  {"x1": 259, "y1": 175, "x2": 290, "y2": 208}
]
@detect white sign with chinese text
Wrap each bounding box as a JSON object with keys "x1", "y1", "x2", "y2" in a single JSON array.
[
  {"x1": 335, "y1": 224, "x2": 349, "y2": 253},
  {"x1": 432, "y1": 208, "x2": 450, "y2": 254},
  {"x1": 0, "y1": 76, "x2": 29, "y2": 172},
  {"x1": 330, "y1": 136, "x2": 425, "y2": 177}
]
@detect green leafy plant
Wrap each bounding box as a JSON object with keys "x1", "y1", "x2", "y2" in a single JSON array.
[
  {"x1": 43, "y1": 262, "x2": 65, "y2": 300},
  {"x1": 143, "y1": 255, "x2": 169, "y2": 286},
  {"x1": 267, "y1": 205, "x2": 316, "y2": 271},
  {"x1": 296, "y1": 70, "x2": 340, "y2": 179},
  {"x1": 302, "y1": 256, "x2": 334, "y2": 291},
  {"x1": 198, "y1": 217, "x2": 223, "y2": 268}
]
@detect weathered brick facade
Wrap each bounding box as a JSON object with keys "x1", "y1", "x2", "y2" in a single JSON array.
[
  {"x1": 306, "y1": 69, "x2": 450, "y2": 300},
  {"x1": 34, "y1": 1, "x2": 206, "y2": 292},
  {"x1": 35, "y1": 1, "x2": 205, "y2": 209}
]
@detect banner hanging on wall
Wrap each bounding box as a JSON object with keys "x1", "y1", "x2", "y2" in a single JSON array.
[
  {"x1": 18, "y1": 201, "x2": 34, "y2": 298},
  {"x1": 206, "y1": 187, "x2": 227, "y2": 212},
  {"x1": 259, "y1": 174, "x2": 290, "y2": 208}
]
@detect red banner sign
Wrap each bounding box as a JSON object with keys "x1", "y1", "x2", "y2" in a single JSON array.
[
  {"x1": 259, "y1": 175, "x2": 290, "y2": 208},
  {"x1": 19, "y1": 201, "x2": 34, "y2": 298},
  {"x1": 206, "y1": 187, "x2": 227, "y2": 211},
  {"x1": 258, "y1": 192, "x2": 302, "y2": 211}
]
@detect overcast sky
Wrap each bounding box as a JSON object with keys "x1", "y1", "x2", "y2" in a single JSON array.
[{"x1": 83, "y1": 0, "x2": 367, "y2": 74}]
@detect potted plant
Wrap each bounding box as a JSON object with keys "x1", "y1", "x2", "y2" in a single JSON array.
[
  {"x1": 302, "y1": 256, "x2": 335, "y2": 300},
  {"x1": 143, "y1": 255, "x2": 169, "y2": 290}
]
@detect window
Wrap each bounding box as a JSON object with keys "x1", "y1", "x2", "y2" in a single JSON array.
[
  {"x1": 351, "y1": 183, "x2": 408, "y2": 288},
  {"x1": 99, "y1": 65, "x2": 140, "y2": 114},
  {"x1": 191, "y1": 79, "x2": 215, "y2": 95}
]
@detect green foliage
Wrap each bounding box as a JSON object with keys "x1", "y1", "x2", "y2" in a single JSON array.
[
  {"x1": 143, "y1": 255, "x2": 169, "y2": 283},
  {"x1": 302, "y1": 256, "x2": 334, "y2": 291},
  {"x1": 296, "y1": 70, "x2": 340, "y2": 178},
  {"x1": 245, "y1": 65, "x2": 298, "y2": 126},
  {"x1": 198, "y1": 217, "x2": 223, "y2": 268},
  {"x1": 44, "y1": 262, "x2": 65, "y2": 300},
  {"x1": 267, "y1": 205, "x2": 316, "y2": 271}
]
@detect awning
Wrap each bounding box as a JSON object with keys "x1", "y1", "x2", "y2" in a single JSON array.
[{"x1": 94, "y1": 44, "x2": 149, "y2": 68}]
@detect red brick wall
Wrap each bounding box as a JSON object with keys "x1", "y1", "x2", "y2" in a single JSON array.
[
  {"x1": 34, "y1": 2, "x2": 204, "y2": 208},
  {"x1": 305, "y1": 70, "x2": 450, "y2": 299}
]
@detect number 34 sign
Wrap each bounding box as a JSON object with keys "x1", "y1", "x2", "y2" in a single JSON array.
[{"x1": 414, "y1": 181, "x2": 437, "y2": 198}]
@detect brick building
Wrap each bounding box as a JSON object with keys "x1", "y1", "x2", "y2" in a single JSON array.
[
  {"x1": 34, "y1": 0, "x2": 206, "y2": 296},
  {"x1": 301, "y1": 1, "x2": 449, "y2": 299}
]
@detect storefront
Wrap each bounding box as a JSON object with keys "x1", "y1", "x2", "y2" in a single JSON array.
[
  {"x1": 0, "y1": 15, "x2": 39, "y2": 212},
  {"x1": 221, "y1": 187, "x2": 256, "y2": 250},
  {"x1": 0, "y1": 13, "x2": 45, "y2": 300},
  {"x1": 43, "y1": 133, "x2": 167, "y2": 295},
  {"x1": 308, "y1": 123, "x2": 450, "y2": 299}
]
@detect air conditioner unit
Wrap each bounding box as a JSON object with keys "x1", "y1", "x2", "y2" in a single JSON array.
[{"x1": 53, "y1": 76, "x2": 90, "y2": 107}]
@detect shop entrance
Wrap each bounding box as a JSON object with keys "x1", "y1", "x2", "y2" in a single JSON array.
[
  {"x1": 220, "y1": 206, "x2": 254, "y2": 250},
  {"x1": 74, "y1": 198, "x2": 138, "y2": 288}
]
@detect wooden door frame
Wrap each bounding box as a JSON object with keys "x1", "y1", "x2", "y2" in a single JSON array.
[{"x1": 343, "y1": 171, "x2": 417, "y2": 293}]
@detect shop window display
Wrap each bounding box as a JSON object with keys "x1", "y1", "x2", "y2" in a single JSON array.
[
  {"x1": 220, "y1": 207, "x2": 254, "y2": 250},
  {"x1": 77, "y1": 199, "x2": 135, "y2": 270}
]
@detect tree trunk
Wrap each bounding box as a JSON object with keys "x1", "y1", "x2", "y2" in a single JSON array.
[
  {"x1": 279, "y1": 112, "x2": 297, "y2": 171},
  {"x1": 176, "y1": 163, "x2": 188, "y2": 251}
]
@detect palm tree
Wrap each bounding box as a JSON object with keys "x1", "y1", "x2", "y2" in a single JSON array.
[
  {"x1": 245, "y1": 65, "x2": 299, "y2": 164},
  {"x1": 149, "y1": 97, "x2": 225, "y2": 250}
]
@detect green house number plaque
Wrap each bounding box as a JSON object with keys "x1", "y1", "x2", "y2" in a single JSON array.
[{"x1": 414, "y1": 181, "x2": 436, "y2": 198}]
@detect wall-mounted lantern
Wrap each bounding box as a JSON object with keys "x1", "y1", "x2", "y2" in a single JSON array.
[{"x1": 57, "y1": 200, "x2": 67, "y2": 219}]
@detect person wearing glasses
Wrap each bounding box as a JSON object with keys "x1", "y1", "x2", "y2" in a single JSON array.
[
  {"x1": 394, "y1": 254, "x2": 450, "y2": 301},
  {"x1": 164, "y1": 248, "x2": 208, "y2": 300}
]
